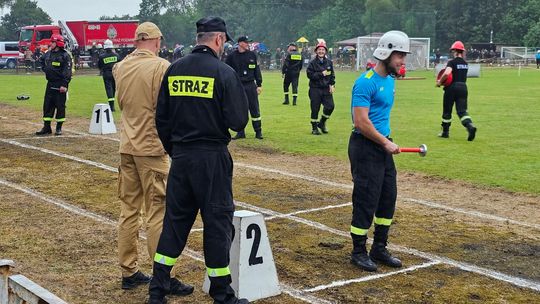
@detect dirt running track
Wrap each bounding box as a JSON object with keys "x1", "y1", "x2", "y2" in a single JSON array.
[{"x1": 0, "y1": 103, "x2": 539, "y2": 303}]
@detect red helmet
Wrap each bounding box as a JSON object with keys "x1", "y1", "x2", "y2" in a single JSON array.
[
  {"x1": 437, "y1": 69, "x2": 453, "y2": 87},
  {"x1": 315, "y1": 42, "x2": 327, "y2": 52},
  {"x1": 50, "y1": 34, "x2": 65, "y2": 48},
  {"x1": 450, "y1": 40, "x2": 465, "y2": 51}
]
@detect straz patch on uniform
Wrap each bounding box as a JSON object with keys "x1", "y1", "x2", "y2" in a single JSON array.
[
  {"x1": 291, "y1": 54, "x2": 302, "y2": 60},
  {"x1": 248, "y1": 64, "x2": 256, "y2": 69},
  {"x1": 168, "y1": 76, "x2": 214, "y2": 98},
  {"x1": 52, "y1": 61, "x2": 61, "y2": 67},
  {"x1": 103, "y1": 57, "x2": 118, "y2": 64}
]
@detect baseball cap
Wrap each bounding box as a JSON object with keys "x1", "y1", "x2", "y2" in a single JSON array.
[
  {"x1": 135, "y1": 22, "x2": 163, "y2": 41},
  {"x1": 196, "y1": 16, "x2": 233, "y2": 42},
  {"x1": 237, "y1": 36, "x2": 253, "y2": 43}
]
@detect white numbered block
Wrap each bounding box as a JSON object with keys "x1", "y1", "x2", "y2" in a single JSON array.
[
  {"x1": 89, "y1": 103, "x2": 116, "y2": 134},
  {"x1": 203, "y1": 210, "x2": 281, "y2": 301}
]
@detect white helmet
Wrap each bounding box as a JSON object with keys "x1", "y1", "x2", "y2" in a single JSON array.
[
  {"x1": 104, "y1": 39, "x2": 114, "y2": 49},
  {"x1": 97, "y1": 43, "x2": 103, "y2": 49},
  {"x1": 373, "y1": 30, "x2": 410, "y2": 60}
]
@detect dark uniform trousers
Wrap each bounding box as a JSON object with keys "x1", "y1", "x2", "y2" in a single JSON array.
[
  {"x1": 442, "y1": 82, "x2": 472, "y2": 126},
  {"x1": 348, "y1": 132, "x2": 396, "y2": 245},
  {"x1": 149, "y1": 144, "x2": 237, "y2": 303},
  {"x1": 102, "y1": 70, "x2": 116, "y2": 102},
  {"x1": 241, "y1": 81, "x2": 262, "y2": 133},
  {"x1": 43, "y1": 85, "x2": 67, "y2": 122},
  {"x1": 309, "y1": 87, "x2": 334, "y2": 121},
  {"x1": 283, "y1": 73, "x2": 299, "y2": 97}
]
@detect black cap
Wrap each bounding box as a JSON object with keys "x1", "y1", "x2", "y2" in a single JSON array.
[
  {"x1": 237, "y1": 36, "x2": 253, "y2": 43},
  {"x1": 196, "y1": 16, "x2": 233, "y2": 42},
  {"x1": 288, "y1": 42, "x2": 297, "y2": 47}
]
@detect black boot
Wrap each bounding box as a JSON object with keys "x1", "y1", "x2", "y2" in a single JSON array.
[
  {"x1": 54, "y1": 122, "x2": 63, "y2": 136},
  {"x1": 232, "y1": 130, "x2": 246, "y2": 140},
  {"x1": 466, "y1": 122, "x2": 477, "y2": 141},
  {"x1": 350, "y1": 235, "x2": 377, "y2": 272},
  {"x1": 282, "y1": 94, "x2": 289, "y2": 105},
  {"x1": 311, "y1": 122, "x2": 321, "y2": 135},
  {"x1": 168, "y1": 278, "x2": 194, "y2": 296},
  {"x1": 369, "y1": 242, "x2": 402, "y2": 268},
  {"x1": 318, "y1": 116, "x2": 328, "y2": 134},
  {"x1": 438, "y1": 122, "x2": 450, "y2": 138},
  {"x1": 252, "y1": 120, "x2": 263, "y2": 139},
  {"x1": 35, "y1": 121, "x2": 52, "y2": 136},
  {"x1": 369, "y1": 224, "x2": 402, "y2": 268},
  {"x1": 121, "y1": 270, "x2": 152, "y2": 289},
  {"x1": 109, "y1": 100, "x2": 116, "y2": 112},
  {"x1": 292, "y1": 96, "x2": 297, "y2": 106}
]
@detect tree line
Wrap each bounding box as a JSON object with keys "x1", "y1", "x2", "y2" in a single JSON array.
[{"x1": 2, "y1": 0, "x2": 540, "y2": 52}]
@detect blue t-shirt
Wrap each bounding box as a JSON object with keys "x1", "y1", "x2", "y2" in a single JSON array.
[{"x1": 351, "y1": 69, "x2": 395, "y2": 137}]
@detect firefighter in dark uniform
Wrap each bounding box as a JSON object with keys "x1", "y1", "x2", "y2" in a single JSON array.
[
  {"x1": 148, "y1": 16, "x2": 250, "y2": 304},
  {"x1": 349, "y1": 30, "x2": 409, "y2": 272},
  {"x1": 436, "y1": 40, "x2": 477, "y2": 141},
  {"x1": 98, "y1": 39, "x2": 119, "y2": 111},
  {"x1": 306, "y1": 41, "x2": 335, "y2": 135},
  {"x1": 281, "y1": 42, "x2": 303, "y2": 105},
  {"x1": 35, "y1": 34, "x2": 72, "y2": 136},
  {"x1": 226, "y1": 36, "x2": 264, "y2": 140}
]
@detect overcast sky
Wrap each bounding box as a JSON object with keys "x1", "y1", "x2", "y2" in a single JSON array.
[{"x1": 34, "y1": 0, "x2": 142, "y2": 21}]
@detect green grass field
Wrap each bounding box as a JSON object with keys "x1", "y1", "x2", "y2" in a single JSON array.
[{"x1": 0, "y1": 67, "x2": 538, "y2": 194}]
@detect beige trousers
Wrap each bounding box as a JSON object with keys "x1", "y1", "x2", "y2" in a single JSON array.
[{"x1": 117, "y1": 153, "x2": 169, "y2": 277}]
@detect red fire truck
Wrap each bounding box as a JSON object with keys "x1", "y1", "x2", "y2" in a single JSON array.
[{"x1": 19, "y1": 20, "x2": 138, "y2": 54}]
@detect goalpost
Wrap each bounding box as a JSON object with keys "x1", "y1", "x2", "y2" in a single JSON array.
[
  {"x1": 500, "y1": 47, "x2": 537, "y2": 65},
  {"x1": 355, "y1": 35, "x2": 430, "y2": 71}
]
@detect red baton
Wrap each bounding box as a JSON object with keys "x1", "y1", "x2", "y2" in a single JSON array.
[{"x1": 399, "y1": 144, "x2": 427, "y2": 157}]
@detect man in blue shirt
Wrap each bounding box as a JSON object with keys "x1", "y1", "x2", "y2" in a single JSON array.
[{"x1": 348, "y1": 30, "x2": 409, "y2": 272}]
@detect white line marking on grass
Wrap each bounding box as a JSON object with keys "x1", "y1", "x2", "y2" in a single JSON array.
[
  {"x1": 0, "y1": 178, "x2": 115, "y2": 225},
  {"x1": 0, "y1": 116, "x2": 120, "y2": 142},
  {"x1": 0, "y1": 138, "x2": 118, "y2": 173},
  {"x1": 236, "y1": 162, "x2": 351, "y2": 189},
  {"x1": 303, "y1": 261, "x2": 441, "y2": 293},
  {"x1": 234, "y1": 201, "x2": 540, "y2": 292},
  {"x1": 3, "y1": 138, "x2": 540, "y2": 292},
  {"x1": 280, "y1": 285, "x2": 335, "y2": 304},
  {"x1": 7, "y1": 135, "x2": 87, "y2": 141},
  {"x1": 5, "y1": 120, "x2": 535, "y2": 229},
  {"x1": 236, "y1": 163, "x2": 540, "y2": 230},
  {"x1": 265, "y1": 202, "x2": 352, "y2": 221},
  {"x1": 0, "y1": 179, "x2": 328, "y2": 303},
  {"x1": 403, "y1": 198, "x2": 540, "y2": 230}
]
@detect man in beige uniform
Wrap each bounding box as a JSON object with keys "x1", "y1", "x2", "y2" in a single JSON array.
[{"x1": 113, "y1": 22, "x2": 171, "y2": 290}]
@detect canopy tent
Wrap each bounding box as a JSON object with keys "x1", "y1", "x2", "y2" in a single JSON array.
[
  {"x1": 251, "y1": 42, "x2": 269, "y2": 53},
  {"x1": 296, "y1": 36, "x2": 309, "y2": 43}
]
